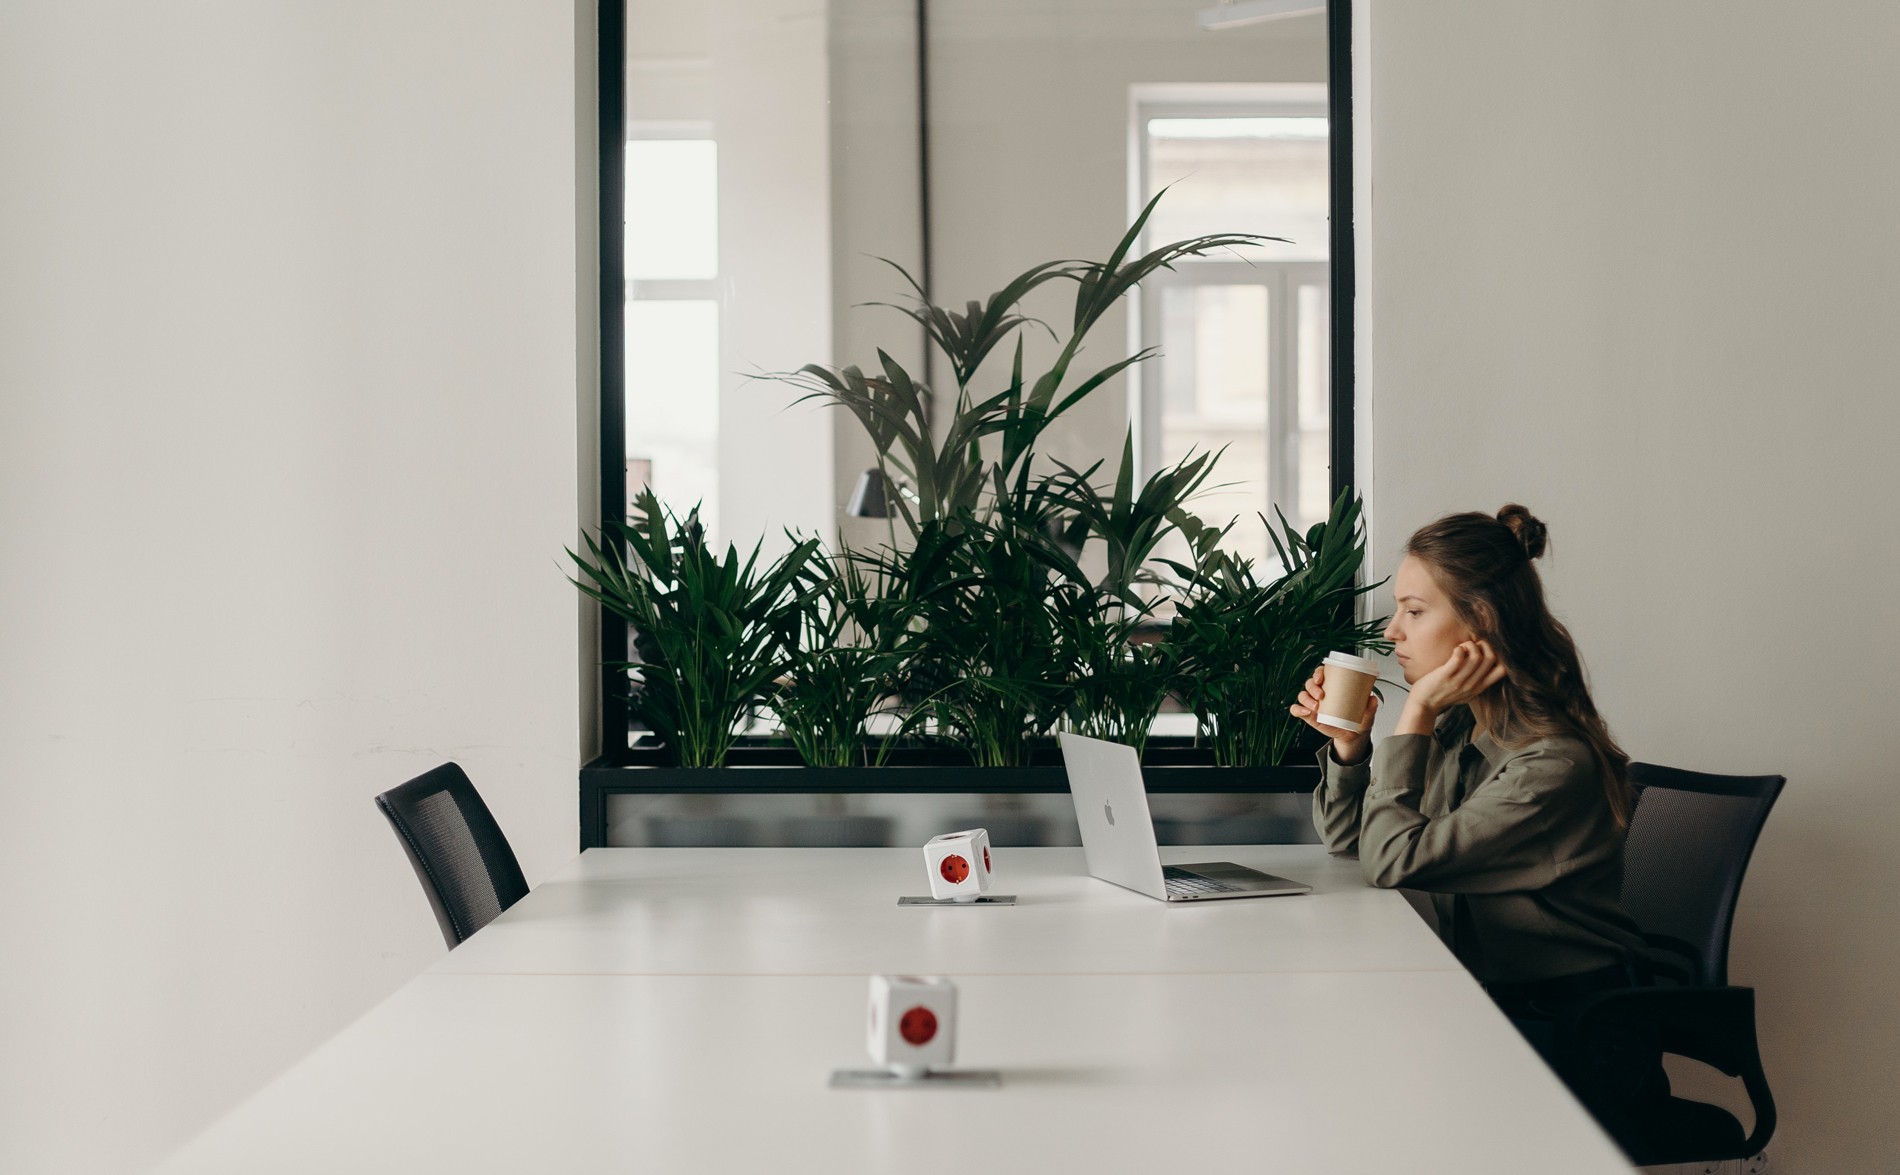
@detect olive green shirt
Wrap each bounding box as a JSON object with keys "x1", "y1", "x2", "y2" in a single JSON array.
[{"x1": 1312, "y1": 705, "x2": 1647, "y2": 984}]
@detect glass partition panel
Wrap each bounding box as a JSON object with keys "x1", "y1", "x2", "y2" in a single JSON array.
[
  {"x1": 602, "y1": 2, "x2": 1349, "y2": 757},
  {"x1": 606, "y1": 791, "x2": 1320, "y2": 848}
]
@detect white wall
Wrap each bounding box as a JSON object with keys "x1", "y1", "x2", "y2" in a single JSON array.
[
  {"x1": 828, "y1": 0, "x2": 928, "y2": 551},
  {"x1": 1361, "y1": 3, "x2": 1900, "y2": 1170},
  {"x1": 11, "y1": 1, "x2": 1893, "y2": 1169},
  {"x1": 714, "y1": 0, "x2": 835, "y2": 554},
  {"x1": 0, "y1": 4, "x2": 589, "y2": 1173},
  {"x1": 622, "y1": 0, "x2": 833, "y2": 554}
]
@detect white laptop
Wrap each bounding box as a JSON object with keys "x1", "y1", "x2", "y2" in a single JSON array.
[{"x1": 1058, "y1": 732, "x2": 1312, "y2": 902}]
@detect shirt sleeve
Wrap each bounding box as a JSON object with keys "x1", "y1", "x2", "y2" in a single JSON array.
[
  {"x1": 1358, "y1": 734, "x2": 1591, "y2": 894},
  {"x1": 1311, "y1": 743, "x2": 1372, "y2": 857}
]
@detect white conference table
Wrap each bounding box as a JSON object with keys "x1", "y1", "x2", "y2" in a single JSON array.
[
  {"x1": 433, "y1": 845, "x2": 1457, "y2": 977},
  {"x1": 154, "y1": 846, "x2": 1637, "y2": 1174}
]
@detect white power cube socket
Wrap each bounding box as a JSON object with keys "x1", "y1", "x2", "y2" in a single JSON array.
[
  {"x1": 866, "y1": 974, "x2": 956, "y2": 1076},
  {"x1": 923, "y1": 828, "x2": 994, "y2": 902}
]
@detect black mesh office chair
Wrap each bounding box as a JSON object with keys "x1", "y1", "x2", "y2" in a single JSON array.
[
  {"x1": 375, "y1": 763, "x2": 529, "y2": 949},
  {"x1": 1558, "y1": 762, "x2": 1784, "y2": 1167},
  {"x1": 1622, "y1": 763, "x2": 1785, "y2": 986}
]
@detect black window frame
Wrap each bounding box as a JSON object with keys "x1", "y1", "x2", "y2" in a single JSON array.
[{"x1": 589, "y1": 0, "x2": 1354, "y2": 766}]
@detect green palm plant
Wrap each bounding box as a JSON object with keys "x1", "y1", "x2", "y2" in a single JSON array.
[
  {"x1": 1166, "y1": 488, "x2": 1392, "y2": 767},
  {"x1": 862, "y1": 473, "x2": 1089, "y2": 767},
  {"x1": 773, "y1": 197, "x2": 1285, "y2": 763},
  {"x1": 577, "y1": 195, "x2": 1386, "y2": 771},
  {"x1": 783, "y1": 191, "x2": 1283, "y2": 534},
  {"x1": 1058, "y1": 607, "x2": 1176, "y2": 758},
  {"x1": 1046, "y1": 432, "x2": 1220, "y2": 754},
  {"x1": 569, "y1": 489, "x2": 822, "y2": 767},
  {"x1": 1052, "y1": 432, "x2": 1219, "y2": 609},
  {"x1": 771, "y1": 552, "x2": 911, "y2": 767}
]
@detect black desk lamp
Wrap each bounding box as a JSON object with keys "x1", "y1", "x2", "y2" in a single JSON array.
[{"x1": 847, "y1": 468, "x2": 900, "y2": 518}]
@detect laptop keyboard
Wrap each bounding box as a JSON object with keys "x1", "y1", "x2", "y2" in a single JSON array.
[{"x1": 1163, "y1": 867, "x2": 1241, "y2": 897}]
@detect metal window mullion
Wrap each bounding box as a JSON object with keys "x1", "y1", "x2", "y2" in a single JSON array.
[
  {"x1": 1326, "y1": 0, "x2": 1355, "y2": 504},
  {"x1": 598, "y1": 0, "x2": 629, "y2": 767}
]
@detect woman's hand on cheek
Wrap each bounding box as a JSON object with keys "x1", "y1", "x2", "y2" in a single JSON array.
[{"x1": 1395, "y1": 641, "x2": 1507, "y2": 734}]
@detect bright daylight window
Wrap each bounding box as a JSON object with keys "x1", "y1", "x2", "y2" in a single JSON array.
[
  {"x1": 626, "y1": 133, "x2": 721, "y2": 539},
  {"x1": 1137, "y1": 105, "x2": 1331, "y2": 575}
]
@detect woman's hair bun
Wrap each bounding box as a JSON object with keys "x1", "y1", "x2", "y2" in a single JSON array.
[{"x1": 1496, "y1": 503, "x2": 1548, "y2": 560}]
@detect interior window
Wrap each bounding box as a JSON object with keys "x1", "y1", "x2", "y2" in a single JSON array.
[
  {"x1": 625, "y1": 132, "x2": 722, "y2": 537},
  {"x1": 1136, "y1": 97, "x2": 1331, "y2": 576}
]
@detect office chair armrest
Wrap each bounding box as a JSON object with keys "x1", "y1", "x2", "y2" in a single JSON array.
[{"x1": 1559, "y1": 985, "x2": 1776, "y2": 1159}]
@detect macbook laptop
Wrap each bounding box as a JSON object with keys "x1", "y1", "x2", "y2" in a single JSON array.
[{"x1": 1058, "y1": 732, "x2": 1312, "y2": 902}]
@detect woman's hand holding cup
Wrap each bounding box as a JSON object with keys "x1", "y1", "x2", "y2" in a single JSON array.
[{"x1": 1290, "y1": 662, "x2": 1380, "y2": 766}]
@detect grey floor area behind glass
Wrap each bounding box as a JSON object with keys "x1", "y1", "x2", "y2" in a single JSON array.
[{"x1": 608, "y1": 791, "x2": 1317, "y2": 848}]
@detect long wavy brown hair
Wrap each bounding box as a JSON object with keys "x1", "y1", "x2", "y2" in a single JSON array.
[{"x1": 1406, "y1": 505, "x2": 1633, "y2": 827}]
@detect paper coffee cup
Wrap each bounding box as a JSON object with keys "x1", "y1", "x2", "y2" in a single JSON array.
[{"x1": 1316, "y1": 651, "x2": 1380, "y2": 733}]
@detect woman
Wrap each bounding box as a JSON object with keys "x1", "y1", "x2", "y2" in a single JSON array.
[{"x1": 1291, "y1": 505, "x2": 1650, "y2": 1039}]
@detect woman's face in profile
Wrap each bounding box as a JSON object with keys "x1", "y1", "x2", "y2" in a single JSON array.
[{"x1": 1383, "y1": 555, "x2": 1476, "y2": 685}]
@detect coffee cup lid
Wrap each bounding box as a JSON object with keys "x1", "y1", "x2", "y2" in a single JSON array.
[{"x1": 1323, "y1": 650, "x2": 1380, "y2": 676}]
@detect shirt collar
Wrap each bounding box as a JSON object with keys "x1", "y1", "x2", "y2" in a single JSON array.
[{"x1": 1434, "y1": 705, "x2": 1505, "y2": 766}]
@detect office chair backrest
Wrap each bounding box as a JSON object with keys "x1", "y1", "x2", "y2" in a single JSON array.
[
  {"x1": 1622, "y1": 763, "x2": 1784, "y2": 986},
  {"x1": 375, "y1": 763, "x2": 529, "y2": 949}
]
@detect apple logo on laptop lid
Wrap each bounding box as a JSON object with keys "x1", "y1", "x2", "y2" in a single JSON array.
[{"x1": 1104, "y1": 802, "x2": 1116, "y2": 826}]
